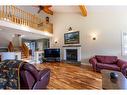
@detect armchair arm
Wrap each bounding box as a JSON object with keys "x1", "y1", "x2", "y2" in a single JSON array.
[
  {"x1": 33, "y1": 79, "x2": 48, "y2": 89},
  {"x1": 33, "y1": 68, "x2": 51, "y2": 89},
  {"x1": 117, "y1": 59, "x2": 127, "y2": 76},
  {"x1": 89, "y1": 57, "x2": 97, "y2": 71},
  {"x1": 38, "y1": 68, "x2": 51, "y2": 80}
]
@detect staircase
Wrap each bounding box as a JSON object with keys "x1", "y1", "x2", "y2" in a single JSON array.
[
  {"x1": 20, "y1": 43, "x2": 30, "y2": 60},
  {"x1": 20, "y1": 47, "x2": 28, "y2": 59},
  {"x1": 8, "y1": 42, "x2": 30, "y2": 60}
]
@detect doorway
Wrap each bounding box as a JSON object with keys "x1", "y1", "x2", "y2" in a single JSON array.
[{"x1": 24, "y1": 41, "x2": 36, "y2": 57}]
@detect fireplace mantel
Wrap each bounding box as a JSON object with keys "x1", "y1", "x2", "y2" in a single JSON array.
[{"x1": 62, "y1": 45, "x2": 81, "y2": 47}]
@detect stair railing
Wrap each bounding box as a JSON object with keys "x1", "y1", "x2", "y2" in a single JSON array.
[{"x1": 21, "y1": 42, "x2": 29, "y2": 59}]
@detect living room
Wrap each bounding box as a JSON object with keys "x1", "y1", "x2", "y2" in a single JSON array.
[{"x1": 0, "y1": 0, "x2": 127, "y2": 95}]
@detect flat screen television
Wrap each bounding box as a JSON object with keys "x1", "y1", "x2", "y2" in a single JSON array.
[
  {"x1": 44, "y1": 48, "x2": 60, "y2": 58},
  {"x1": 64, "y1": 31, "x2": 79, "y2": 44}
]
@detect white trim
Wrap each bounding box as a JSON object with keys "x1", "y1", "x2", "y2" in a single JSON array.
[
  {"x1": 0, "y1": 20, "x2": 53, "y2": 37},
  {"x1": 121, "y1": 32, "x2": 127, "y2": 56}
]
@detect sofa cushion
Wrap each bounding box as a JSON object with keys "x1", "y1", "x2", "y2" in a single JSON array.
[
  {"x1": 95, "y1": 55, "x2": 118, "y2": 64},
  {"x1": 96, "y1": 63, "x2": 120, "y2": 71}
]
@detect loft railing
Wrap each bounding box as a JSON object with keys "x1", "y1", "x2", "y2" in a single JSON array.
[{"x1": 0, "y1": 6, "x2": 53, "y2": 33}]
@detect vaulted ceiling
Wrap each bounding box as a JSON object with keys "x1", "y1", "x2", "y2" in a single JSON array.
[{"x1": 36, "y1": 5, "x2": 87, "y2": 16}]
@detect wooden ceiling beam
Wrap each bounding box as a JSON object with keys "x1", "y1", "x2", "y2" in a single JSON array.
[
  {"x1": 37, "y1": 5, "x2": 53, "y2": 15},
  {"x1": 43, "y1": 6, "x2": 53, "y2": 15},
  {"x1": 79, "y1": 5, "x2": 87, "y2": 16}
]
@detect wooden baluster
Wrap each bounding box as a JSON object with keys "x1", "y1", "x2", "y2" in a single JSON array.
[
  {"x1": 6, "y1": 6, "x2": 9, "y2": 20},
  {"x1": 11, "y1": 6, "x2": 13, "y2": 21},
  {"x1": 16, "y1": 8, "x2": 18, "y2": 23},
  {"x1": 35, "y1": 15, "x2": 36, "y2": 28},
  {"x1": 0, "y1": 6, "x2": 2, "y2": 19},
  {"x1": 30, "y1": 14, "x2": 32, "y2": 27},
  {"x1": 8, "y1": 6, "x2": 10, "y2": 20},
  {"x1": 33, "y1": 15, "x2": 35, "y2": 28},
  {"x1": 24, "y1": 12, "x2": 27, "y2": 26},
  {"x1": 31, "y1": 14, "x2": 33, "y2": 27},
  {"x1": 21, "y1": 10, "x2": 23, "y2": 25},
  {"x1": 7, "y1": 6, "x2": 10, "y2": 21},
  {"x1": 15, "y1": 7, "x2": 17, "y2": 23},
  {"x1": 5, "y1": 6, "x2": 7, "y2": 20},
  {"x1": 34, "y1": 15, "x2": 36, "y2": 28},
  {"x1": 27, "y1": 13, "x2": 29, "y2": 26},
  {"x1": 23, "y1": 11, "x2": 24, "y2": 25},
  {"x1": 29, "y1": 13, "x2": 31, "y2": 27},
  {"x1": 22, "y1": 11, "x2": 24, "y2": 25},
  {"x1": 12, "y1": 6, "x2": 14, "y2": 22},
  {"x1": 36, "y1": 16, "x2": 38, "y2": 28},
  {"x1": 23, "y1": 12, "x2": 25, "y2": 25},
  {"x1": 19, "y1": 9, "x2": 21, "y2": 24},
  {"x1": 17, "y1": 8, "x2": 19, "y2": 24},
  {"x1": 3, "y1": 6, "x2": 5, "y2": 19},
  {"x1": 25, "y1": 12, "x2": 27, "y2": 26},
  {"x1": 10, "y1": 6, "x2": 12, "y2": 21},
  {"x1": 27, "y1": 13, "x2": 28, "y2": 26},
  {"x1": 9, "y1": 6, "x2": 11, "y2": 21},
  {"x1": 32, "y1": 15, "x2": 34, "y2": 27},
  {"x1": 26, "y1": 13, "x2": 28, "y2": 26},
  {"x1": 14, "y1": 7, "x2": 16, "y2": 23},
  {"x1": 0, "y1": 6, "x2": 1, "y2": 19}
]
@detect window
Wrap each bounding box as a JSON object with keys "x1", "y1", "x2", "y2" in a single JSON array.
[{"x1": 122, "y1": 32, "x2": 127, "y2": 56}]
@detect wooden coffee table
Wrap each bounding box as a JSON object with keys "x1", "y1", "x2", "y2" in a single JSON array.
[{"x1": 101, "y1": 69, "x2": 127, "y2": 89}]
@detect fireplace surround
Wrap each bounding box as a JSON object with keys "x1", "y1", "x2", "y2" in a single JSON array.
[{"x1": 63, "y1": 45, "x2": 81, "y2": 63}]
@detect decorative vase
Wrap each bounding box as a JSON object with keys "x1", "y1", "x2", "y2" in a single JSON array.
[
  {"x1": 110, "y1": 72, "x2": 118, "y2": 79},
  {"x1": 110, "y1": 72, "x2": 118, "y2": 83}
]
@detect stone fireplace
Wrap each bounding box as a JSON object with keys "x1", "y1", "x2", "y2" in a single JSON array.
[{"x1": 63, "y1": 45, "x2": 81, "y2": 63}]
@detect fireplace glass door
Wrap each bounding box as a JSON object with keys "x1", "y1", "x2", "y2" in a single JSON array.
[{"x1": 66, "y1": 49, "x2": 77, "y2": 61}]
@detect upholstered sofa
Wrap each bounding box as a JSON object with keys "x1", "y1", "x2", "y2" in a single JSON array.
[{"x1": 89, "y1": 55, "x2": 127, "y2": 76}]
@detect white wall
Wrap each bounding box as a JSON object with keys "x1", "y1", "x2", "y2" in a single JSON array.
[
  {"x1": 0, "y1": 30, "x2": 13, "y2": 47},
  {"x1": 50, "y1": 6, "x2": 127, "y2": 63},
  {"x1": 12, "y1": 34, "x2": 22, "y2": 47}
]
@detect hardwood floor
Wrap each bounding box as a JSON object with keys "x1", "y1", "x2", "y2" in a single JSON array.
[{"x1": 34, "y1": 62, "x2": 102, "y2": 89}]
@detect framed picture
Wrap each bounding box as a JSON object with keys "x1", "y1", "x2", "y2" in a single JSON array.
[{"x1": 64, "y1": 31, "x2": 80, "y2": 44}]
